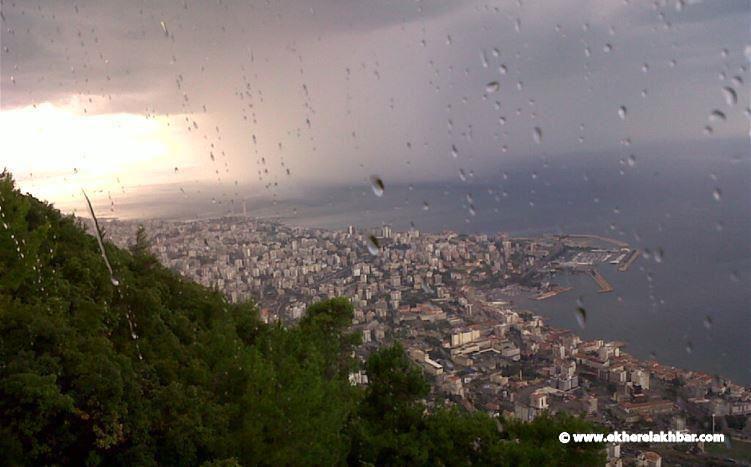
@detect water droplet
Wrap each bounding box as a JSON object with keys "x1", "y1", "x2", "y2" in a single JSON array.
[
  {"x1": 627, "y1": 154, "x2": 636, "y2": 167},
  {"x1": 712, "y1": 188, "x2": 722, "y2": 201},
  {"x1": 703, "y1": 316, "x2": 713, "y2": 330},
  {"x1": 617, "y1": 106, "x2": 627, "y2": 120},
  {"x1": 451, "y1": 144, "x2": 459, "y2": 159},
  {"x1": 709, "y1": 110, "x2": 726, "y2": 122},
  {"x1": 654, "y1": 247, "x2": 663, "y2": 263},
  {"x1": 160, "y1": 20, "x2": 168, "y2": 37},
  {"x1": 603, "y1": 43, "x2": 612, "y2": 53},
  {"x1": 485, "y1": 81, "x2": 500, "y2": 93},
  {"x1": 82, "y1": 190, "x2": 118, "y2": 287},
  {"x1": 532, "y1": 126, "x2": 543, "y2": 144},
  {"x1": 575, "y1": 307, "x2": 587, "y2": 329},
  {"x1": 721, "y1": 87, "x2": 737, "y2": 106},
  {"x1": 422, "y1": 201, "x2": 430, "y2": 211},
  {"x1": 370, "y1": 176, "x2": 384, "y2": 197},
  {"x1": 685, "y1": 341, "x2": 693, "y2": 354},
  {"x1": 498, "y1": 64, "x2": 507, "y2": 75},
  {"x1": 366, "y1": 235, "x2": 380, "y2": 255}
]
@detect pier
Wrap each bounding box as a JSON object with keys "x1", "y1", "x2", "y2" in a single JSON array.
[
  {"x1": 590, "y1": 268, "x2": 613, "y2": 293},
  {"x1": 533, "y1": 286, "x2": 573, "y2": 301},
  {"x1": 617, "y1": 249, "x2": 640, "y2": 272}
]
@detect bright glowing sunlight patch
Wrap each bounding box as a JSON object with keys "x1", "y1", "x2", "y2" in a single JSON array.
[{"x1": 0, "y1": 99, "x2": 193, "y2": 205}]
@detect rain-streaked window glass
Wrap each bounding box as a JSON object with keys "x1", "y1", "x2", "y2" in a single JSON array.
[{"x1": 1, "y1": 0, "x2": 749, "y2": 464}]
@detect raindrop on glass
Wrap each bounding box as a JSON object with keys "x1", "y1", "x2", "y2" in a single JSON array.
[
  {"x1": 721, "y1": 87, "x2": 737, "y2": 106},
  {"x1": 369, "y1": 176, "x2": 384, "y2": 197},
  {"x1": 709, "y1": 110, "x2": 726, "y2": 122},
  {"x1": 712, "y1": 188, "x2": 722, "y2": 201},
  {"x1": 485, "y1": 81, "x2": 500, "y2": 93},
  {"x1": 366, "y1": 235, "x2": 380, "y2": 255},
  {"x1": 618, "y1": 106, "x2": 627, "y2": 120},
  {"x1": 532, "y1": 126, "x2": 543, "y2": 144},
  {"x1": 654, "y1": 247, "x2": 663, "y2": 263},
  {"x1": 575, "y1": 307, "x2": 587, "y2": 329}
]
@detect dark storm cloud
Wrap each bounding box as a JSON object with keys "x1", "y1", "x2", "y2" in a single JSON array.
[
  {"x1": 0, "y1": 0, "x2": 463, "y2": 109},
  {"x1": 1, "y1": 0, "x2": 748, "y2": 190}
]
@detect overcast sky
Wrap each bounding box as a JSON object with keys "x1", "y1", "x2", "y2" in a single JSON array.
[{"x1": 0, "y1": 0, "x2": 748, "y2": 208}]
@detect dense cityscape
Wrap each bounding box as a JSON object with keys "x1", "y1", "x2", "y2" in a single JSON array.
[{"x1": 102, "y1": 215, "x2": 751, "y2": 466}]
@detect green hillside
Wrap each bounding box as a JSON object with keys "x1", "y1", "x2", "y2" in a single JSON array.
[{"x1": 0, "y1": 171, "x2": 604, "y2": 466}]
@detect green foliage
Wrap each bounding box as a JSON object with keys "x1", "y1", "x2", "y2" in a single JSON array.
[{"x1": 0, "y1": 173, "x2": 606, "y2": 466}]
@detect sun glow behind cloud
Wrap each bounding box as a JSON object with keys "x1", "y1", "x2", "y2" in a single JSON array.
[{"x1": 0, "y1": 99, "x2": 199, "y2": 211}]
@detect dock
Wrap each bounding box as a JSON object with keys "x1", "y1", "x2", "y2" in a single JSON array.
[
  {"x1": 533, "y1": 286, "x2": 573, "y2": 301},
  {"x1": 617, "y1": 249, "x2": 640, "y2": 272},
  {"x1": 590, "y1": 269, "x2": 613, "y2": 293}
]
